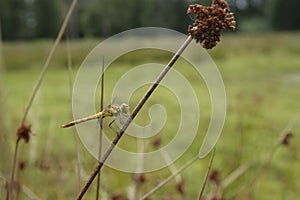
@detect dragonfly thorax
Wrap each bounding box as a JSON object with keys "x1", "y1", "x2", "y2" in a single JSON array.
[{"x1": 109, "y1": 104, "x2": 129, "y2": 117}]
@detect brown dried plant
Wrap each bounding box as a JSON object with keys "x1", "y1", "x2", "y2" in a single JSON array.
[
  {"x1": 280, "y1": 131, "x2": 293, "y2": 146},
  {"x1": 16, "y1": 124, "x2": 32, "y2": 143},
  {"x1": 6, "y1": 1, "x2": 78, "y2": 199},
  {"x1": 187, "y1": 0, "x2": 236, "y2": 49}
]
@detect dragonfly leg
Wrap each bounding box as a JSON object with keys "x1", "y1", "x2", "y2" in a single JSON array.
[
  {"x1": 108, "y1": 118, "x2": 115, "y2": 127},
  {"x1": 108, "y1": 118, "x2": 120, "y2": 135}
]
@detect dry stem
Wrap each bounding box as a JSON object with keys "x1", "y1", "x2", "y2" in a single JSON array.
[
  {"x1": 141, "y1": 156, "x2": 198, "y2": 200},
  {"x1": 21, "y1": 0, "x2": 78, "y2": 125},
  {"x1": 75, "y1": 35, "x2": 193, "y2": 200},
  {"x1": 7, "y1": 1, "x2": 78, "y2": 199},
  {"x1": 6, "y1": 139, "x2": 20, "y2": 200},
  {"x1": 241, "y1": 110, "x2": 300, "y2": 198},
  {"x1": 96, "y1": 56, "x2": 105, "y2": 200},
  {"x1": 198, "y1": 148, "x2": 216, "y2": 200}
]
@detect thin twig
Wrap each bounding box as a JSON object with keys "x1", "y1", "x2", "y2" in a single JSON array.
[
  {"x1": 198, "y1": 148, "x2": 216, "y2": 200},
  {"x1": 283, "y1": 110, "x2": 300, "y2": 132},
  {"x1": 7, "y1": 138, "x2": 20, "y2": 200},
  {"x1": 248, "y1": 144, "x2": 279, "y2": 188},
  {"x1": 161, "y1": 148, "x2": 182, "y2": 183},
  {"x1": 76, "y1": 35, "x2": 193, "y2": 200},
  {"x1": 1, "y1": 173, "x2": 41, "y2": 200},
  {"x1": 7, "y1": 1, "x2": 77, "y2": 197},
  {"x1": 21, "y1": 185, "x2": 41, "y2": 200},
  {"x1": 251, "y1": 110, "x2": 300, "y2": 186},
  {"x1": 242, "y1": 110, "x2": 300, "y2": 197},
  {"x1": 140, "y1": 155, "x2": 198, "y2": 200},
  {"x1": 96, "y1": 56, "x2": 105, "y2": 200},
  {"x1": 219, "y1": 163, "x2": 249, "y2": 190},
  {"x1": 205, "y1": 163, "x2": 249, "y2": 199},
  {"x1": 20, "y1": 0, "x2": 78, "y2": 125}
]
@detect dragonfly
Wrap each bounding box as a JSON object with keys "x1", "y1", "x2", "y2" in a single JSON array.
[{"x1": 61, "y1": 103, "x2": 129, "y2": 128}]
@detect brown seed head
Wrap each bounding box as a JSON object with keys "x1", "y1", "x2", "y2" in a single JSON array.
[
  {"x1": 19, "y1": 161, "x2": 27, "y2": 171},
  {"x1": 40, "y1": 161, "x2": 51, "y2": 170},
  {"x1": 17, "y1": 124, "x2": 32, "y2": 143},
  {"x1": 210, "y1": 195, "x2": 225, "y2": 200},
  {"x1": 187, "y1": 0, "x2": 236, "y2": 49},
  {"x1": 176, "y1": 180, "x2": 185, "y2": 194},
  {"x1": 209, "y1": 169, "x2": 220, "y2": 184},
  {"x1": 280, "y1": 132, "x2": 293, "y2": 146},
  {"x1": 111, "y1": 193, "x2": 128, "y2": 200},
  {"x1": 133, "y1": 173, "x2": 146, "y2": 184},
  {"x1": 152, "y1": 137, "x2": 161, "y2": 148}
]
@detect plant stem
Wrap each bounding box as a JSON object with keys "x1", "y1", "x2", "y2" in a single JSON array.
[
  {"x1": 240, "y1": 111, "x2": 300, "y2": 198},
  {"x1": 75, "y1": 35, "x2": 193, "y2": 200},
  {"x1": 21, "y1": 0, "x2": 77, "y2": 125},
  {"x1": 161, "y1": 148, "x2": 182, "y2": 183},
  {"x1": 198, "y1": 148, "x2": 216, "y2": 200},
  {"x1": 7, "y1": 138, "x2": 20, "y2": 200},
  {"x1": 220, "y1": 163, "x2": 249, "y2": 190},
  {"x1": 141, "y1": 155, "x2": 198, "y2": 200},
  {"x1": 96, "y1": 56, "x2": 105, "y2": 200},
  {"x1": 1, "y1": 172, "x2": 41, "y2": 200}
]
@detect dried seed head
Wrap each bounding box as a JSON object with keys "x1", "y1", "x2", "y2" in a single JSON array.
[
  {"x1": 133, "y1": 173, "x2": 146, "y2": 184},
  {"x1": 111, "y1": 193, "x2": 128, "y2": 200},
  {"x1": 152, "y1": 137, "x2": 161, "y2": 148},
  {"x1": 40, "y1": 161, "x2": 51, "y2": 170},
  {"x1": 176, "y1": 180, "x2": 185, "y2": 194},
  {"x1": 19, "y1": 161, "x2": 27, "y2": 171},
  {"x1": 210, "y1": 195, "x2": 225, "y2": 200},
  {"x1": 209, "y1": 169, "x2": 220, "y2": 184},
  {"x1": 187, "y1": 0, "x2": 236, "y2": 49},
  {"x1": 280, "y1": 132, "x2": 293, "y2": 146},
  {"x1": 17, "y1": 124, "x2": 32, "y2": 143}
]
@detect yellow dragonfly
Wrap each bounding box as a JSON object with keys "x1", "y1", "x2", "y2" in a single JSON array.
[{"x1": 61, "y1": 103, "x2": 129, "y2": 128}]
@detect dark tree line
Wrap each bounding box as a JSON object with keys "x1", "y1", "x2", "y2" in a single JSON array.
[
  {"x1": 0, "y1": 0, "x2": 299, "y2": 40},
  {"x1": 271, "y1": 0, "x2": 300, "y2": 30}
]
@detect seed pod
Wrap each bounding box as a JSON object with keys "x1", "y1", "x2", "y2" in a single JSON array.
[{"x1": 187, "y1": 0, "x2": 236, "y2": 49}]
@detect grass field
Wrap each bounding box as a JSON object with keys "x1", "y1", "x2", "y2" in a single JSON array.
[{"x1": 0, "y1": 32, "x2": 300, "y2": 199}]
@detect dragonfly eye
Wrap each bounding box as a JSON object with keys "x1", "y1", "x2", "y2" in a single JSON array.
[{"x1": 120, "y1": 103, "x2": 129, "y2": 114}]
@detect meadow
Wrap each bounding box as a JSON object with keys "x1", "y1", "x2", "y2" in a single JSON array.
[{"x1": 0, "y1": 32, "x2": 300, "y2": 199}]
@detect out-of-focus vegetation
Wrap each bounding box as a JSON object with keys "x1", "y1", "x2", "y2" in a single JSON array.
[
  {"x1": 0, "y1": 33, "x2": 299, "y2": 199},
  {"x1": 1, "y1": 0, "x2": 300, "y2": 40},
  {"x1": 1, "y1": 0, "x2": 300, "y2": 199}
]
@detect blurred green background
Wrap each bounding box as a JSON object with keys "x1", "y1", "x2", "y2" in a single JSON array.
[{"x1": 0, "y1": 0, "x2": 300, "y2": 199}]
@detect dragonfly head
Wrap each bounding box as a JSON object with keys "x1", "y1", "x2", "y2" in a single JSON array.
[{"x1": 120, "y1": 103, "x2": 129, "y2": 114}]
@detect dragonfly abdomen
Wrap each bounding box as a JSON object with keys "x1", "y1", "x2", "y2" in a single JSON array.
[{"x1": 61, "y1": 112, "x2": 105, "y2": 128}]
